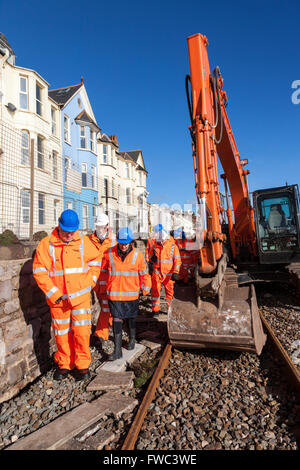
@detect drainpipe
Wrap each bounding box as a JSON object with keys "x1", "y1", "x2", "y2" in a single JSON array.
[{"x1": 0, "y1": 47, "x2": 9, "y2": 232}]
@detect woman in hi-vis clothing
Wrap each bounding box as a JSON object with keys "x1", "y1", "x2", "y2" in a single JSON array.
[{"x1": 99, "y1": 227, "x2": 151, "y2": 361}]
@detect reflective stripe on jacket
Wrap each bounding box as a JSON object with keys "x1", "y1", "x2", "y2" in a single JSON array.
[
  {"x1": 152, "y1": 238, "x2": 181, "y2": 276},
  {"x1": 33, "y1": 227, "x2": 102, "y2": 307},
  {"x1": 99, "y1": 245, "x2": 151, "y2": 301}
]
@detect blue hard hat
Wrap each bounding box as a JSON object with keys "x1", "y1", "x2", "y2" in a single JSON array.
[
  {"x1": 58, "y1": 209, "x2": 79, "y2": 232},
  {"x1": 117, "y1": 227, "x2": 134, "y2": 244},
  {"x1": 174, "y1": 228, "x2": 186, "y2": 240},
  {"x1": 153, "y1": 224, "x2": 163, "y2": 233}
]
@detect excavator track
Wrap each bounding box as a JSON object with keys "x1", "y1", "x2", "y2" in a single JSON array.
[{"x1": 168, "y1": 267, "x2": 267, "y2": 355}]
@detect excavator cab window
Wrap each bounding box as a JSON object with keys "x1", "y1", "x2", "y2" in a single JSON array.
[{"x1": 256, "y1": 192, "x2": 298, "y2": 252}]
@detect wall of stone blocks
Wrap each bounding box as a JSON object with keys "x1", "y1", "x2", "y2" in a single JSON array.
[
  {"x1": 0, "y1": 239, "x2": 147, "y2": 404},
  {"x1": 0, "y1": 257, "x2": 100, "y2": 404}
]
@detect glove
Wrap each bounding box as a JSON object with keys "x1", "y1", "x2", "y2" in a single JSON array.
[
  {"x1": 55, "y1": 296, "x2": 64, "y2": 304},
  {"x1": 171, "y1": 273, "x2": 179, "y2": 282}
]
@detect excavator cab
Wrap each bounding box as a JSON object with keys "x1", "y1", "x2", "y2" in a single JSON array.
[{"x1": 253, "y1": 185, "x2": 300, "y2": 265}]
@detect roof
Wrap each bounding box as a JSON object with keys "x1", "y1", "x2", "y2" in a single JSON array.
[
  {"x1": 98, "y1": 132, "x2": 113, "y2": 143},
  {"x1": 48, "y1": 83, "x2": 82, "y2": 106},
  {"x1": 121, "y1": 150, "x2": 141, "y2": 163},
  {"x1": 119, "y1": 151, "x2": 135, "y2": 162},
  {"x1": 0, "y1": 33, "x2": 15, "y2": 56},
  {"x1": 119, "y1": 150, "x2": 147, "y2": 171},
  {"x1": 75, "y1": 110, "x2": 100, "y2": 130},
  {"x1": 136, "y1": 164, "x2": 147, "y2": 173}
]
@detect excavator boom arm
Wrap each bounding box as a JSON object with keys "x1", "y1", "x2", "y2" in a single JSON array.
[{"x1": 187, "y1": 33, "x2": 256, "y2": 260}]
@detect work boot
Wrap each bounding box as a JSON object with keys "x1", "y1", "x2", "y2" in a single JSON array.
[
  {"x1": 93, "y1": 336, "x2": 107, "y2": 349},
  {"x1": 127, "y1": 318, "x2": 136, "y2": 350},
  {"x1": 108, "y1": 321, "x2": 123, "y2": 361},
  {"x1": 53, "y1": 367, "x2": 70, "y2": 381},
  {"x1": 75, "y1": 368, "x2": 90, "y2": 381}
]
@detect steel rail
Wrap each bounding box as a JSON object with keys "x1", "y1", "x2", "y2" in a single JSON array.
[
  {"x1": 259, "y1": 310, "x2": 300, "y2": 398},
  {"x1": 122, "y1": 343, "x2": 173, "y2": 450}
]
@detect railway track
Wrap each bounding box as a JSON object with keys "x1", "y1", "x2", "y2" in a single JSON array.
[
  {"x1": 121, "y1": 286, "x2": 300, "y2": 450},
  {"x1": 1, "y1": 285, "x2": 300, "y2": 450}
]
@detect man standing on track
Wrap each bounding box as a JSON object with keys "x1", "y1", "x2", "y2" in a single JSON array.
[
  {"x1": 150, "y1": 225, "x2": 181, "y2": 316},
  {"x1": 33, "y1": 209, "x2": 101, "y2": 381},
  {"x1": 89, "y1": 213, "x2": 116, "y2": 348}
]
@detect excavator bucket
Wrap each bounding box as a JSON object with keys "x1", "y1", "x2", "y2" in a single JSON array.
[{"x1": 168, "y1": 282, "x2": 266, "y2": 355}]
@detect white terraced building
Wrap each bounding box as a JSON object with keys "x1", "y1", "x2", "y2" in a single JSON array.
[
  {"x1": 0, "y1": 33, "x2": 63, "y2": 239},
  {"x1": 97, "y1": 133, "x2": 149, "y2": 237}
]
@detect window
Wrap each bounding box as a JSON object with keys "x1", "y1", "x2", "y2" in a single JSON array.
[
  {"x1": 52, "y1": 151, "x2": 58, "y2": 180},
  {"x1": 126, "y1": 188, "x2": 131, "y2": 204},
  {"x1": 104, "y1": 177, "x2": 108, "y2": 198},
  {"x1": 38, "y1": 193, "x2": 45, "y2": 225},
  {"x1": 112, "y1": 148, "x2": 115, "y2": 166},
  {"x1": 90, "y1": 130, "x2": 95, "y2": 152},
  {"x1": 64, "y1": 157, "x2": 71, "y2": 183},
  {"x1": 139, "y1": 172, "x2": 142, "y2": 186},
  {"x1": 36, "y1": 83, "x2": 42, "y2": 116},
  {"x1": 21, "y1": 131, "x2": 29, "y2": 165},
  {"x1": 125, "y1": 162, "x2": 129, "y2": 178},
  {"x1": 66, "y1": 201, "x2": 73, "y2": 210},
  {"x1": 80, "y1": 126, "x2": 86, "y2": 148},
  {"x1": 37, "y1": 136, "x2": 44, "y2": 169},
  {"x1": 82, "y1": 204, "x2": 89, "y2": 229},
  {"x1": 19, "y1": 76, "x2": 28, "y2": 110},
  {"x1": 103, "y1": 145, "x2": 107, "y2": 164},
  {"x1": 81, "y1": 163, "x2": 88, "y2": 187},
  {"x1": 21, "y1": 190, "x2": 30, "y2": 223},
  {"x1": 64, "y1": 115, "x2": 70, "y2": 142},
  {"x1": 91, "y1": 165, "x2": 96, "y2": 189},
  {"x1": 112, "y1": 177, "x2": 115, "y2": 197},
  {"x1": 54, "y1": 199, "x2": 59, "y2": 223},
  {"x1": 51, "y1": 108, "x2": 56, "y2": 135},
  {"x1": 92, "y1": 205, "x2": 97, "y2": 226}
]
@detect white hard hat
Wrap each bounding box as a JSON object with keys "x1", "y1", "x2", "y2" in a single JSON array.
[{"x1": 95, "y1": 213, "x2": 109, "y2": 226}]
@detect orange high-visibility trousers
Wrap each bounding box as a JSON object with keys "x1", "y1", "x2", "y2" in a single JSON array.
[
  {"x1": 94, "y1": 296, "x2": 113, "y2": 341},
  {"x1": 178, "y1": 250, "x2": 190, "y2": 283},
  {"x1": 52, "y1": 298, "x2": 92, "y2": 370},
  {"x1": 151, "y1": 272, "x2": 174, "y2": 312}
]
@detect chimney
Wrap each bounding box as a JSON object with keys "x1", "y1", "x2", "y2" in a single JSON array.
[
  {"x1": 81, "y1": 76, "x2": 84, "y2": 85},
  {"x1": 109, "y1": 135, "x2": 119, "y2": 147}
]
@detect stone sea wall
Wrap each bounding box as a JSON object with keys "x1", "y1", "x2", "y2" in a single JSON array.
[{"x1": 0, "y1": 240, "x2": 146, "y2": 404}]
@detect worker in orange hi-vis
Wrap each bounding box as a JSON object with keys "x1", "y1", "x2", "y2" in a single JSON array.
[
  {"x1": 186, "y1": 231, "x2": 200, "y2": 278},
  {"x1": 33, "y1": 210, "x2": 102, "y2": 382},
  {"x1": 89, "y1": 213, "x2": 116, "y2": 348},
  {"x1": 174, "y1": 228, "x2": 190, "y2": 284},
  {"x1": 145, "y1": 235, "x2": 156, "y2": 263},
  {"x1": 99, "y1": 227, "x2": 151, "y2": 361},
  {"x1": 150, "y1": 225, "x2": 181, "y2": 316}
]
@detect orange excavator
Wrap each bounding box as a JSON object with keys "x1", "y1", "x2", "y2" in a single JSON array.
[{"x1": 168, "y1": 33, "x2": 300, "y2": 354}]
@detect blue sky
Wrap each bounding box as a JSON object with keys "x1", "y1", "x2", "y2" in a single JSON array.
[{"x1": 1, "y1": 0, "x2": 300, "y2": 208}]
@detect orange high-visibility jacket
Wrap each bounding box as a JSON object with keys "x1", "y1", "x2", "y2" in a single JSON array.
[
  {"x1": 89, "y1": 231, "x2": 116, "y2": 297},
  {"x1": 145, "y1": 237, "x2": 155, "y2": 262},
  {"x1": 152, "y1": 237, "x2": 181, "y2": 276},
  {"x1": 33, "y1": 227, "x2": 102, "y2": 307},
  {"x1": 99, "y1": 245, "x2": 151, "y2": 301}
]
